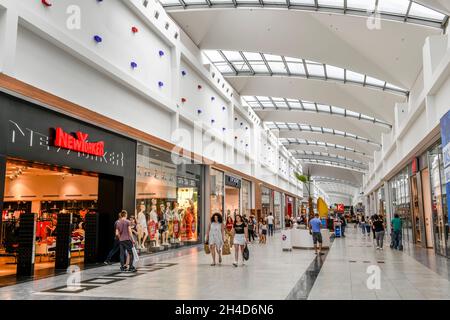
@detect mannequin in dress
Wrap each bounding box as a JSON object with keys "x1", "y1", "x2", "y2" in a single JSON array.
[
  {"x1": 162, "y1": 202, "x2": 171, "y2": 245},
  {"x1": 172, "y1": 202, "x2": 181, "y2": 243},
  {"x1": 137, "y1": 204, "x2": 148, "y2": 249},
  {"x1": 168, "y1": 202, "x2": 174, "y2": 243},
  {"x1": 183, "y1": 199, "x2": 195, "y2": 240},
  {"x1": 159, "y1": 204, "x2": 167, "y2": 245},
  {"x1": 148, "y1": 204, "x2": 159, "y2": 247}
]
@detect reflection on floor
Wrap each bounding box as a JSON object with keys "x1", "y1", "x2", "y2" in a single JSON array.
[
  {"x1": 0, "y1": 226, "x2": 449, "y2": 300},
  {"x1": 308, "y1": 226, "x2": 450, "y2": 300}
]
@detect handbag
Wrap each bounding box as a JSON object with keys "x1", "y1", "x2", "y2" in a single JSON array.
[
  {"x1": 132, "y1": 246, "x2": 140, "y2": 267},
  {"x1": 222, "y1": 240, "x2": 231, "y2": 255},
  {"x1": 204, "y1": 240, "x2": 210, "y2": 254},
  {"x1": 243, "y1": 244, "x2": 249, "y2": 261}
]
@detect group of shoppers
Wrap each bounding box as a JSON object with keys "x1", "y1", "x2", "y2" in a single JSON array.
[
  {"x1": 207, "y1": 213, "x2": 248, "y2": 267},
  {"x1": 357, "y1": 213, "x2": 403, "y2": 250}
]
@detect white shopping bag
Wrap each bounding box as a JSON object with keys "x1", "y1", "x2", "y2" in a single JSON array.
[{"x1": 132, "y1": 246, "x2": 140, "y2": 267}]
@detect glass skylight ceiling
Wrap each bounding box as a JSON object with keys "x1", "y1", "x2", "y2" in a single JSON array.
[
  {"x1": 203, "y1": 50, "x2": 409, "y2": 96},
  {"x1": 291, "y1": 150, "x2": 368, "y2": 168},
  {"x1": 267, "y1": 122, "x2": 382, "y2": 148},
  {"x1": 299, "y1": 159, "x2": 368, "y2": 172},
  {"x1": 279, "y1": 138, "x2": 368, "y2": 157},
  {"x1": 312, "y1": 176, "x2": 361, "y2": 188},
  {"x1": 244, "y1": 96, "x2": 392, "y2": 128},
  {"x1": 159, "y1": 0, "x2": 448, "y2": 29}
]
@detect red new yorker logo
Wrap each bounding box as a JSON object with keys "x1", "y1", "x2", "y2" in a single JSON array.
[{"x1": 54, "y1": 127, "x2": 105, "y2": 157}]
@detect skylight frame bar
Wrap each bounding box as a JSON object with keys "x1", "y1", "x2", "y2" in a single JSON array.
[
  {"x1": 218, "y1": 50, "x2": 238, "y2": 75},
  {"x1": 162, "y1": 3, "x2": 447, "y2": 29}
]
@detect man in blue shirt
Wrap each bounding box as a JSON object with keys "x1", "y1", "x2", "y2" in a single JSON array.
[{"x1": 309, "y1": 213, "x2": 323, "y2": 255}]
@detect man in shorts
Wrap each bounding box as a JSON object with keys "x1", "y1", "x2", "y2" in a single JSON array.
[{"x1": 309, "y1": 213, "x2": 323, "y2": 255}]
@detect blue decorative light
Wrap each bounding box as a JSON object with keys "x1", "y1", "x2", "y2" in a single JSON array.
[
  {"x1": 93, "y1": 35, "x2": 102, "y2": 43},
  {"x1": 158, "y1": 81, "x2": 164, "y2": 87},
  {"x1": 181, "y1": 70, "x2": 187, "y2": 76},
  {"x1": 197, "y1": 109, "x2": 202, "y2": 114},
  {"x1": 211, "y1": 119, "x2": 215, "y2": 123},
  {"x1": 131, "y1": 62, "x2": 138, "y2": 69},
  {"x1": 211, "y1": 97, "x2": 215, "y2": 101},
  {"x1": 222, "y1": 106, "x2": 226, "y2": 111},
  {"x1": 222, "y1": 128, "x2": 226, "y2": 131},
  {"x1": 159, "y1": 50, "x2": 165, "y2": 57}
]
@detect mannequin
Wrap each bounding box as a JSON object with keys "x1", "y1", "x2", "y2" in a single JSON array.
[
  {"x1": 162, "y1": 202, "x2": 171, "y2": 245},
  {"x1": 148, "y1": 204, "x2": 159, "y2": 247},
  {"x1": 158, "y1": 204, "x2": 168, "y2": 246},
  {"x1": 137, "y1": 204, "x2": 148, "y2": 249},
  {"x1": 172, "y1": 202, "x2": 181, "y2": 243},
  {"x1": 183, "y1": 199, "x2": 195, "y2": 241},
  {"x1": 168, "y1": 202, "x2": 174, "y2": 243}
]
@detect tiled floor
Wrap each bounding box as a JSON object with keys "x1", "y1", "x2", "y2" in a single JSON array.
[
  {"x1": 0, "y1": 227, "x2": 449, "y2": 300},
  {"x1": 308, "y1": 226, "x2": 450, "y2": 300}
]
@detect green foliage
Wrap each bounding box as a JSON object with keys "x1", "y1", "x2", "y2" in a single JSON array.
[{"x1": 294, "y1": 172, "x2": 309, "y2": 183}]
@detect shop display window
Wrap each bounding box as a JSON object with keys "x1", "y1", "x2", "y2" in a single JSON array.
[
  {"x1": 135, "y1": 143, "x2": 202, "y2": 253},
  {"x1": 429, "y1": 145, "x2": 449, "y2": 257},
  {"x1": 210, "y1": 168, "x2": 224, "y2": 218},
  {"x1": 273, "y1": 191, "x2": 282, "y2": 229},
  {"x1": 242, "y1": 179, "x2": 251, "y2": 218},
  {"x1": 388, "y1": 166, "x2": 413, "y2": 245},
  {"x1": 1, "y1": 160, "x2": 98, "y2": 278}
]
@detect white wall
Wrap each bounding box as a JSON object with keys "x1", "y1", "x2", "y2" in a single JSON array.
[{"x1": 0, "y1": 0, "x2": 303, "y2": 198}]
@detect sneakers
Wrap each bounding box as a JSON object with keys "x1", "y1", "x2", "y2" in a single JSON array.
[
  {"x1": 233, "y1": 262, "x2": 238, "y2": 268},
  {"x1": 128, "y1": 267, "x2": 137, "y2": 273},
  {"x1": 120, "y1": 266, "x2": 127, "y2": 272},
  {"x1": 104, "y1": 261, "x2": 110, "y2": 265}
]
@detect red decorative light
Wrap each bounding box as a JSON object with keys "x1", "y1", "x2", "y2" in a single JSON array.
[
  {"x1": 131, "y1": 26, "x2": 139, "y2": 34},
  {"x1": 54, "y1": 128, "x2": 105, "y2": 157},
  {"x1": 197, "y1": 85, "x2": 202, "y2": 90},
  {"x1": 181, "y1": 98, "x2": 187, "y2": 103},
  {"x1": 42, "y1": 0, "x2": 52, "y2": 7}
]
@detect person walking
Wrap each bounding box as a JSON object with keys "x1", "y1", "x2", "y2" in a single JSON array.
[
  {"x1": 309, "y1": 213, "x2": 323, "y2": 255},
  {"x1": 225, "y1": 216, "x2": 234, "y2": 247},
  {"x1": 116, "y1": 210, "x2": 136, "y2": 272},
  {"x1": 370, "y1": 213, "x2": 378, "y2": 240},
  {"x1": 104, "y1": 213, "x2": 121, "y2": 265},
  {"x1": 373, "y1": 215, "x2": 385, "y2": 250},
  {"x1": 340, "y1": 214, "x2": 347, "y2": 237},
  {"x1": 391, "y1": 214, "x2": 403, "y2": 250},
  {"x1": 260, "y1": 220, "x2": 268, "y2": 244},
  {"x1": 360, "y1": 216, "x2": 366, "y2": 235},
  {"x1": 232, "y1": 214, "x2": 248, "y2": 267},
  {"x1": 247, "y1": 215, "x2": 255, "y2": 242},
  {"x1": 266, "y1": 213, "x2": 275, "y2": 237},
  {"x1": 365, "y1": 216, "x2": 371, "y2": 237},
  {"x1": 206, "y1": 213, "x2": 225, "y2": 266}
]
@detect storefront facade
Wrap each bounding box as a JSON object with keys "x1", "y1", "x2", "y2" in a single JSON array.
[
  {"x1": 209, "y1": 167, "x2": 252, "y2": 222},
  {"x1": 0, "y1": 92, "x2": 137, "y2": 276},
  {"x1": 135, "y1": 142, "x2": 203, "y2": 253}
]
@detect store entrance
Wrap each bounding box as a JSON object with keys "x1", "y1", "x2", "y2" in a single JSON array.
[
  {"x1": 225, "y1": 186, "x2": 240, "y2": 221},
  {"x1": 410, "y1": 175, "x2": 423, "y2": 244},
  {"x1": 1, "y1": 159, "x2": 99, "y2": 279}
]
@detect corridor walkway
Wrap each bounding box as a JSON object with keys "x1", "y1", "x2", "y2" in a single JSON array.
[
  {"x1": 308, "y1": 226, "x2": 450, "y2": 300},
  {"x1": 0, "y1": 227, "x2": 449, "y2": 300}
]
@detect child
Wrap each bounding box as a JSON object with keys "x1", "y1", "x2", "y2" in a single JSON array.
[{"x1": 261, "y1": 221, "x2": 268, "y2": 244}]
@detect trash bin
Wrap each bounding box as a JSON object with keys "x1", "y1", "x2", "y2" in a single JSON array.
[{"x1": 281, "y1": 229, "x2": 292, "y2": 251}]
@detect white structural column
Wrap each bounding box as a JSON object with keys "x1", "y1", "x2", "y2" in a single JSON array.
[{"x1": 0, "y1": 1, "x2": 18, "y2": 75}]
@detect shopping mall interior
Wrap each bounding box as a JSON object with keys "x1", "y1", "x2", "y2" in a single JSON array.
[{"x1": 0, "y1": 0, "x2": 450, "y2": 305}]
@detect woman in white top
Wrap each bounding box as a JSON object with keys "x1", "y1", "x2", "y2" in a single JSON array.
[{"x1": 206, "y1": 213, "x2": 225, "y2": 266}]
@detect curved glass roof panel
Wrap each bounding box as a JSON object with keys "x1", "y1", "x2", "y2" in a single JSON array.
[
  {"x1": 266, "y1": 122, "x2": 383, "y2": 147},
  {"x1": 279, "y1": 137, "x2": 370, "y2": 157},
  {"x1": 204, "y1": 50, "x2": 409, "y2": 96},
  {"x1": 291, "y1": 150, "x2": 369, "y2": 167},
  {"x1": 312, "y1": 176, "x2": 361, "y2": 187},
  {"x1": 299, "y1": 159, "x2": 368, "y2": 173},
  {"x1": 246, "y1": 97, "x2": 392, "y2": 128},
  {"x1": 159, "y1": 0, "x2": 448, "y2": 29}
]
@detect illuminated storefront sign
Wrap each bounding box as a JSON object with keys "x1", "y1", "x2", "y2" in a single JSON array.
[{"x1": 54, "y1": 128, "x2": 105, "y2": 157}]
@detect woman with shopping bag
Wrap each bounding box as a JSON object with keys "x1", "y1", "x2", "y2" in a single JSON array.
[
  {"x1": 232, "y1": 214, "x2": 249, "y2": 267},
  {"x1": 206, "y1": 213, "x2": 225, "y2": 266}
]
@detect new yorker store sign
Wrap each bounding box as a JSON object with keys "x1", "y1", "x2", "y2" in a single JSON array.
[{"x1": 0, "y1": 93, "x2": 136, "y2": 177}]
